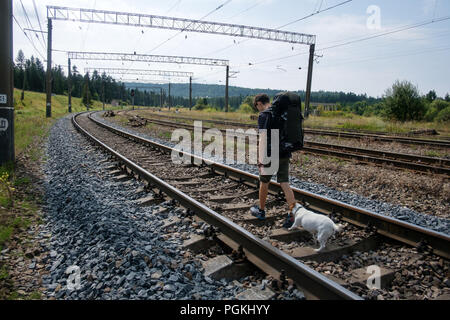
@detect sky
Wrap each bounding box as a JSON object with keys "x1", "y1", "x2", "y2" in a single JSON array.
[{"x1": 12, "y1": 0, "x2": 450, "y2": 98}]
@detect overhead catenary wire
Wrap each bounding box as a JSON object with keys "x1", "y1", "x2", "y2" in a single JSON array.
[
  {"x1": 31, "y1": 0, "x2": 47, "y2": 50},
  {"x1": 319, "y1": 44, "x2": 450, "y2": 69},
  {"x1": 121, "y1": 0, "x2": 233, "y2": 85},
  {"x1": 18, "y1": 0, "x2": 45, "y2": 52},
  {"x1": 165, "y1": 0, "x2": 182, "y2": 14},
  {"x1": 80, "y1": 0, "x2": 97, "y2": 52},
  {"x1": 244, "y1": 15, "x2": 450, "y2": 67},
  {"x1": 13, "y1": 15, "x2": 46, "y2": 60},
  {"x1": 206, "y1": 0, "x2": 352, "y2": 57},
  {"x1": 226, "y1": 0, "x2": 266, "y2": 20},
  {"x1": 145, "y1": 0, "x2": 233, "y2": 54}
]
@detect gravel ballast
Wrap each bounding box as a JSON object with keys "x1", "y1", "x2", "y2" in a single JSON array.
[
  {"x1": 93, "y1": 111, "x2": 450, "y2": 236},
  {"x1": 39, "y1": 115, "x2": 256, "y2": 300}
]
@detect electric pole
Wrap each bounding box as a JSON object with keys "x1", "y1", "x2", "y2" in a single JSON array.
[
  {"x1": 168, "y1": 82, "x2": 171, "y2": 110},
  {"x1": 0, "y1": 0, "x2": 14, "y2": 165},
  {"x1": 68, "y1": 58, "x2": 72, "y2": 113},
  {"x1": 225, "y1": 65, "x2": 229, "y2": 113},
  {"x1": 304, "y1": 44, "x2": 315, "y2": 119},
  {"x1": 189, "y1": 76, "x2": 192, "y2": 111},
  {"x1": 46, "y1": 18, "x2": 52, "y2": 117},
  {"x1": 102, "y1": 81, "x2": 105, "y2": 110}
]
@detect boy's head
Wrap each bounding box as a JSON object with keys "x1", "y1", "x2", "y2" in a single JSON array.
[{"x1": 253, "y1": 94, "x2": 270, "y2": 112}]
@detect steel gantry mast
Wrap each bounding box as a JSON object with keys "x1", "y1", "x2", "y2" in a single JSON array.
[
  {"x1": 47, "y1": 6, "x2": 316, "y2": 115},
  {"x1": 84, "y1": 67, "x2": 193, "y2": 78},
  {"x1": 84, "y1": 67, "x2": 193, "y2": 110},
  {"x1": 68, "y1": 52, "x2": 229, "y2": 112},
  {"x1": 47, "y1": 6, "x2": 316, "y2": 45}
]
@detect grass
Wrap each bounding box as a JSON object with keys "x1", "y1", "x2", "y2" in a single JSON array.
[
  {"x1": 13, "y1": 89, "x2": 108, "y2": 158},
  {"x1": 425, "y1": 150, "x2": 444, "y2": 158},
  {"x1": 305, "y1": 114, "x2": 450, "y2": 137}
]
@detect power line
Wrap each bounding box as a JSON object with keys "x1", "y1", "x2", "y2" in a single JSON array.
[
  {"x1": 31, "y1": 0, "x2": 46, "y2": 50},
  {"x1": 246, "y1": 15, "x2": 450, "y2": 67},
  {"x1": 166, "y1": 0, "x2": 182, "y2": 14},
  {"x1": 206, "y1": 0, "x2": 352, "y2": 57},
  {"x1": 18, "y1": 0, "x2": 45, "y2": 52},
  {"x1": 432, "y1": 0, "x2": 439, "y2": 21},
  {"x1": 319, "y1": 16, "x2": 450, "y2": 52},
  {"x1": 278, "y1": 0, "x2": 351, "y2": 29},
  {"x1": 80, "y1": 0, "x2": 97, "y2": 52},
  {"x1": 122, "y1": 0, "x2": 233, "y2": 83},
  {"x1": 320, "y1": 44, "x2": 450, "y2": 69},
  {"x1": 226, "y1": 0, "x2": 266, "y2": 20},
  {"x1": 146, "y1": 0, "x2": 233, "y2": 54},
  {"x1": 13, "y1": 15, "x2": 46, "y2": 60}
]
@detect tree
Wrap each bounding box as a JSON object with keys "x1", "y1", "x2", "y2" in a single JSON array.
[
  {"x1": 425, "y1": 90, "x2": 437, "y2": 103},
  {"x1": 383, "y1": 80, "x2": 426, "y2": 121},
  {"x1": 445, "y1": 93, "x2": 450, "y2": 102},
  {"x1": 15, "y1": 50, "x2": 26, "y2": 100}
]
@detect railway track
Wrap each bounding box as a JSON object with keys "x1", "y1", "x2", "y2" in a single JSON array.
[
  {"x1": 119, "y1": 111, "x2": 450, "y2": 176},
  {"x1": 124, "y1": 110, "x2": 450, "y2": 148},
  {"x1": 72, "y1": 111, "x2": 450, "y2": 300}
]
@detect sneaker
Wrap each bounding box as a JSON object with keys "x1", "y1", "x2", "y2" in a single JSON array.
[{"x1": 250, "y1": 205, "x2": 266, "y2": 220}]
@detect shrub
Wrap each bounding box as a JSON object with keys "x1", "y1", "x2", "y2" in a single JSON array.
[
  {"x1": 435, "y1": 106, "x2": 450, "y2": 123},
  {"x1": 238, "y1": 103, "x2": 256, "y2": 114},
  {"x1": 431, "y1": 99, "x2": 450, "y2": 112},
  {"x1": 383, "y1": 80, "x2": 426, "y2": 121},
  {"x1": 424, "y1": 106, "x2": 439, "y2": 122}
]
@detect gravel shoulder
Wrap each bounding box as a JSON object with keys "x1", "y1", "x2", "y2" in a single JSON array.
[{"x1": 37, "y1": 115, "x2": 255, "y2": 300}]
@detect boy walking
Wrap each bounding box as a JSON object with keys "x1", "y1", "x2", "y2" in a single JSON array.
[{"x1": 250, "y1": 93, "x2": 297, "y2": 228}]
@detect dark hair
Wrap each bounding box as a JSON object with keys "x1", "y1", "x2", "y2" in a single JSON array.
[{"x1": 253, "y1": 94, "x2": 270, "y2": 111}]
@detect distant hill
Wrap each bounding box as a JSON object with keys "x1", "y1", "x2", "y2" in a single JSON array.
[
  {"x1": 124, "y1": 82, "x2": 380, "y2": 105},
  {"x1": 125, "y1": 82, "x2": 283, "y2": 98}
]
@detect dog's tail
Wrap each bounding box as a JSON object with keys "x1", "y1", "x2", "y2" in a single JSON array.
[{"x1": 334, "y1": 223, "x2": 344, "y2": 233}]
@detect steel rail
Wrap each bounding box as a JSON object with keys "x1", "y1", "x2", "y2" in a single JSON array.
[
  {"x1": 126, "y1": 114, "x2": 450, "y2": 175},
  {"x1": 88, "y1": 111, "x2": 450, "y2": 259},
  {"x1": 132, "y1": 110, "x2": 450, "y2": 148},
  {"x1": 306, "y1": 129, "x2": 450, "y2": 148},
  {"x1": 72, "y1": 112, "x2": 360, "y2": 300}
]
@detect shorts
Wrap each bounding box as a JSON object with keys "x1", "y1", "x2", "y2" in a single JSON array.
[{"x1": 259, "y1": 157, "x2": 290, "y2": 184}]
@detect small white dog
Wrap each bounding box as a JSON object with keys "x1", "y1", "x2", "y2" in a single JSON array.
[{"x1": 288, "y1": 203, "x2": 344, "y2": 252}]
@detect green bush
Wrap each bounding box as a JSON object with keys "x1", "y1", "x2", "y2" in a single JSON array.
[
  {"x1": 238, "y1": 103, "x2": 256, "y2": 114},
  {"x1": 431, "y1": 99, "x2": 450, "y2": 112},
  {"x1": 423, "y1": 99, "x2": 448, "y2": 122},
  {"x1": 383, "y1": 80, "x2": 426, "y2": 121},
  {"x1": 424, "y1": 106, "x2": 439, "y2": 122},
  {"x1": 435, "y1": 106, "x2": 450, "y2": 123}
]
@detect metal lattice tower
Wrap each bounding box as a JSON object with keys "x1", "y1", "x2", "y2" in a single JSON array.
[
  {"x1": 69, "y1": 51, "x2": 229, "y2": 67},
  {"x1": 84, "y1": 67, "x2": 193, "y2": 78},
  {"x1": 47, "y1": 6, "x2": 316, "y2": 45},
  {"x1": 46, "y1": 6, "x2": 317, "y2": 115}
]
